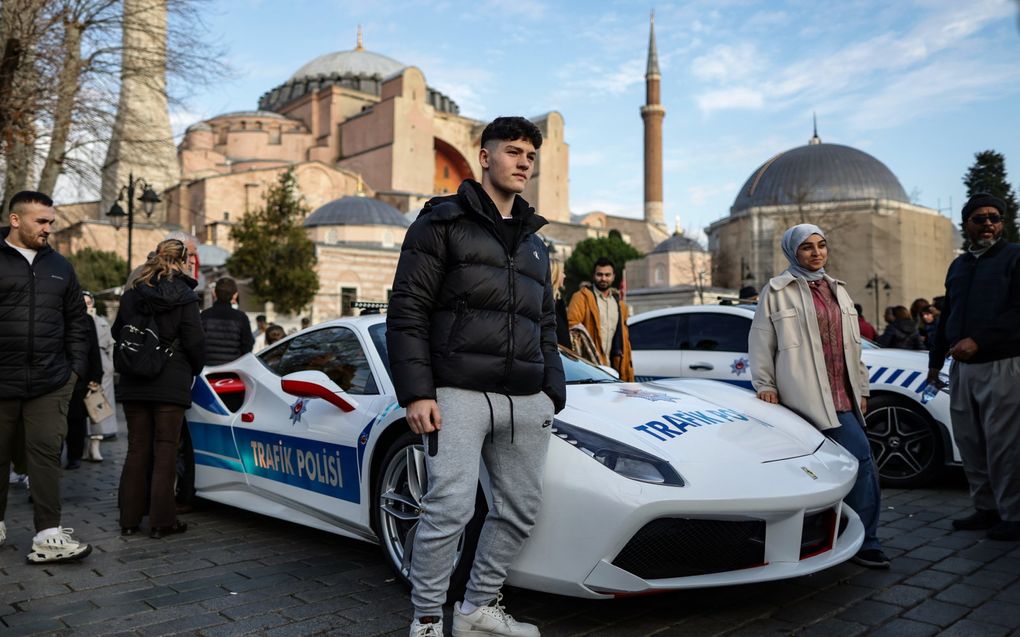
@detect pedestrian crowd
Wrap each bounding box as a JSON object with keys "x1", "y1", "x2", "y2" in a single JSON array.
[{"x1": 1, "y1": 139, "x2": 1017, "y2": 637}]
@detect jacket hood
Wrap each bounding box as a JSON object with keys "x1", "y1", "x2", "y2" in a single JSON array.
[
  {"x1": 419, "y1": 180, "x2": 548, "y2": 235},
  {"x1": 136, "y1": 273, "x2": 200, "y2": 311},
  {"x1": 769, "y1": 270, "x2": 846, "y2": 290},
  {"x1": 579, "y1": 281, "x2": 621, "y2": 298},
  {"x1": 0, "y1": 226, "x2": 54, "y2": 257}
]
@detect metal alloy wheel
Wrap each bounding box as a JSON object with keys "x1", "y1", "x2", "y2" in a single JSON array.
[
  {"x1": 377, "y1": 442, "x2": 469, "y2": 577},
  {"x1": 866, "y1": 398, "x2": 943, "y2": 488}
]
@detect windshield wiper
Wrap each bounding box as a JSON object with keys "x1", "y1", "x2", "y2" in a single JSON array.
[{"x1": 566, "y1": 378, "x2": 618, "y2": 385}]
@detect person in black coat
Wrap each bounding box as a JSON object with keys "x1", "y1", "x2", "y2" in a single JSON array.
[
  {"x1": 200, "y1": 277, "x2": 253, "y2": 365},
  {"x1": 550, "y1": 257, "x2": 570, "y2": 349},
  {"x1": 877, "y1": 305, "x2": 924, "y2": 350},
  {"x1": 64, "y1": 303, "x2": 104, "y2": 470},
  {"x1": 112, "y1": 239, "x2": 205, "y2": 538}
]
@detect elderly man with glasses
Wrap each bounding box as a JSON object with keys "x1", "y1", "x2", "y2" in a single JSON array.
[{"x1": 928, "y1": 193, "x2": 1020, "y2": 542}]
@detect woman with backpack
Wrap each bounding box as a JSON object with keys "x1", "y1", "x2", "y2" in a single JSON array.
[{"x1": 112, "y1": 239, "x2": 205, "y2": 538}]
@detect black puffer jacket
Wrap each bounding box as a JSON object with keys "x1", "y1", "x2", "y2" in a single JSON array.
[
  {"x1": 0, "y1": 227, "x2": 90, "y2": 399},
  {"x1": 200, "y1": 300, "x2": 254, "y2": 365},
  {"x1": 387, "y1": 180, "x2": 566, "y2": 412},
  {"x1": 113, "y1": 273, "x2": 206, "y2": 407}
]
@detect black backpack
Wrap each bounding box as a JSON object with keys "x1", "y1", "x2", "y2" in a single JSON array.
[{"x1": 114, "y1": 304, "x2": 174, "y2": 379}]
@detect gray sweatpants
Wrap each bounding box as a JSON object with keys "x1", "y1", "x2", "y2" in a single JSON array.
[
  {"x1": 410, "y1": 387, "x2": 554, "y2": 617},
  {"x1": 949, "y1": 357, "x2": 1020, "y2": 521}
]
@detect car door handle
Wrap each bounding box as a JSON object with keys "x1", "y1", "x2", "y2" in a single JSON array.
[{"x1": 688, "y1": 364, "x2": 714, "y2": 371}]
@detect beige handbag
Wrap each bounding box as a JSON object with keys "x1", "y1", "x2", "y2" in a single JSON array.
[{"x1": 84, "y1": 387, "x2": 114, "y2": 423}]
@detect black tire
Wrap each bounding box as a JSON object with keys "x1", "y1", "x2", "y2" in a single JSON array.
[
  {"x1": 371, "y1": 429, "x2": 486, "y2": 598},
  {"x1": 175, "y1": 420, "x2": 196, "y2": 507},
  {"x1": 865, "y1": 394, "x2": 945, "y2": 488}
]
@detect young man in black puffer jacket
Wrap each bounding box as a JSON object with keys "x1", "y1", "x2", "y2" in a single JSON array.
[
  {"x1": 200, "y1": 277, "x2": 253, "y2": 365},
  {"x1": 388, "y1": 117, "x2": 565, "y2": 637},
  {"x1": 0, "y1": 191, "x2": 92, "y2": 563}
]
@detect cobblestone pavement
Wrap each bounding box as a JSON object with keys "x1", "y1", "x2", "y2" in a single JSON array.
[{"x1": 2, "y1": 418, "x2": 1019, "y2": 637}]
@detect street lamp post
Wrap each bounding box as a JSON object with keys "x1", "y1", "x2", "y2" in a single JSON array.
[
  {"x1": 106, "y1": 172, "x2": 161, "y2": 274},
  {"x1": 864, "y1": 274, "x2": 892, "y2": 325}
]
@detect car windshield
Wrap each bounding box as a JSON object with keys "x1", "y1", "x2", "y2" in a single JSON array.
[{"x1": 367, "y1": 323, "x2": 617, "y2": 385}]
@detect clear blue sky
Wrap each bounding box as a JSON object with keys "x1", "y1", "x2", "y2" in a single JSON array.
[{"x1": 174, "y1": 0, "x2": 1020, "y2": 242}]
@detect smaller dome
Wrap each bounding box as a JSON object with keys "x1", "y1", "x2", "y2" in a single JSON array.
[
  {"x1": 304, "y1": 196, "x2": 410, "y2": 228},
  {"x1": 186, "y1": 122, "x2": 212, "y2": 133},
  {"x1": 652, "y1": 232, "x2": 705, "y2": 253}
]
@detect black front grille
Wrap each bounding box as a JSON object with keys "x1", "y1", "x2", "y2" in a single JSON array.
[{"x1": 612, "y1": 518, "x2": 766, "y2": 579}]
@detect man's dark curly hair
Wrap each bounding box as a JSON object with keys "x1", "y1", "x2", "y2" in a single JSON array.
[{"x1": 481, "y1": 116, "x2": 542, "y2": 150}]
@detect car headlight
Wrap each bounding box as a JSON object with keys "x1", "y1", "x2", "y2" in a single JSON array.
[{"x1": 551, "y1": 420, "x2": 685, "y2": 486}]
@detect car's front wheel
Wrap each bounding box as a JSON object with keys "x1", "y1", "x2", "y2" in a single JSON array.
[
  {"x1": 865, "y1": 394, "x2": 945, "y2": 488},
  {"x1": 372, "y1": 429, "x2": 486, "y2": 596}
]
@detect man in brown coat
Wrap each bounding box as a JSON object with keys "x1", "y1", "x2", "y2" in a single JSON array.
[{"x1": 567, "y1": 257, "x2": 635, "y2": 381}]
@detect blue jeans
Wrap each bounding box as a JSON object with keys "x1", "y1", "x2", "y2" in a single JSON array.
[{"x1": 826, "y1": 411, "x2": 883, "y2": 551}]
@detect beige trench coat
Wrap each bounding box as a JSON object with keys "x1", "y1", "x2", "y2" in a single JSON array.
[{"x1": 749, "y1": 271, "x2": 869, "y2": 431}]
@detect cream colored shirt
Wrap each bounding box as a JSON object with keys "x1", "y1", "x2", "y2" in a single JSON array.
[{"x1": 595, "y1": 289, "x2": 618, "y2": 358}]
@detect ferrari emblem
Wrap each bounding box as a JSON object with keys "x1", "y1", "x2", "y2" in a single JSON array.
[
  {"x1": 616, "y1": 388, "x2": 680, "y2": 403},
  {"x1": 730, "y1": 356, "x2": 750, "y2": 376},
  {"x1": 801, "y1": 467, "x2": 818, "y2": 480},
  {"x1": 289, "y1": 398, "x2": 308, "y2": 425}
]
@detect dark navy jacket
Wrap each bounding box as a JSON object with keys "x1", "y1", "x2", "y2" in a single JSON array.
[
  {"x1": 930, "y1": 239, "x2": 1020, "y2": 367},
  {"x1": 0, "y1": 227, "x2": 90, "y2": 399}
]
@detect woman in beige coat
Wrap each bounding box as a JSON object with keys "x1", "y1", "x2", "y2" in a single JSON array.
[{"x1": 749, "y1": 223, "x2": 889, "y2": 569}]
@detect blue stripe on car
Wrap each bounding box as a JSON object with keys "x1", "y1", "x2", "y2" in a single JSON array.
[
  {"x1": 900, "y1": 371, "x2": 920, "y2": 388},
  {"x1": 194, "y1": 452, "x2": 244, "y2": 472},
  {"x1": 191, "y1": 379, "x2": 229, "y2": 416},
  {"x1": 870, "y1": 367, "x2": 888, "y2": 383},
  {"x1": 886, "y1": 369, "x2": 903, "y2": 384},
  {"x1": 188, "y1": 421, "x2": 241, "y2": 459}
]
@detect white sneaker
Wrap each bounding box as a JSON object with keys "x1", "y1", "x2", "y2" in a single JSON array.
[
  {"x1": 410, "y1": 617, "x2": 444, "y2": 636},
  {"x1": 0, "y1": 521, "x2": 6, "y2": 545},
  {"x1": 453, "y1": 593, "x2": 539, "y2": 637},
  {"x1": 27, "y1": 527, "x2": 92, "y2": 564}
]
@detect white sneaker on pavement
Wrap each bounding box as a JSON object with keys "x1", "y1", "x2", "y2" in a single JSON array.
[
  {"x1": 27, "y1": 527, "x2": 91, "y2": 564},
  {"x1": 452, "y1": 593, "x2": 539, "y2": 637},
  {"x1": 409, "y1": 617, "x2": 444, "y2": 636},
  {"x1": 0, "y1": 521, "x2": 6, "y2": 545}
]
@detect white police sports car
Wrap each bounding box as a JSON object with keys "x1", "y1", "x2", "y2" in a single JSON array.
[
  {"x1": 628, "y1": 304, "x2": 957, "y2": 488},
  {"x1": 181, "y1": 314, "x2": 864, "y2": 599}
]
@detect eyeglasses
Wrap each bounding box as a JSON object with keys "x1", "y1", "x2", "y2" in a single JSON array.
[{"x1": 969, "y1": 213, "x2": 1002, "y2": 225}]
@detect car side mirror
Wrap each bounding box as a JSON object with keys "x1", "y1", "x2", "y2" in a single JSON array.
[{"x1": 281, "y1": 370, "x2": 359, "y2": 413}]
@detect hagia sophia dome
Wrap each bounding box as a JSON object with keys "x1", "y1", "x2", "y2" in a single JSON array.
[
  {"x1": 258, "y1": 31, "x2": 459, "y2": 114},
  {"x1": 288, "y1": 49, "x2": 405, "y2": 82},
  {"x1": 731, "y1": 135, "x2": 909, "y2": 214}
]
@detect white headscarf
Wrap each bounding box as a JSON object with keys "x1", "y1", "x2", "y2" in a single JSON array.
[{"x1": 781, "y1": 224, "x2": 827, "y2": 281}]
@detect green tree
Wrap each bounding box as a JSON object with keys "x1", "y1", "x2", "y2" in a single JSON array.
[
  {"x1": 227, "y1": 170, "x2": 319, "y2": 315},
  {"x1": 564, "y1": 235, "x2": 642, "y2": 299},
  {"x1": 963, "y1": 150, "x2": 1019, "y2": 243},
  {"x1": 67, "y1": 247, "x2": 126, "y2": 314}
]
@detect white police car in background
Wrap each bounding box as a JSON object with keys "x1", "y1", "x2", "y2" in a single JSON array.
[
  {"x1": 628, "y1": 304, "x2": 957, "y2": 488},
  {"x1": 180, "y1": 314, "x2": 866, "y2": 599}
]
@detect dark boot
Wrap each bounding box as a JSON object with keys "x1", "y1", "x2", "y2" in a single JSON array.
[{"x1": 952, "y1": 509, "x2": 1001, "y2": 531}]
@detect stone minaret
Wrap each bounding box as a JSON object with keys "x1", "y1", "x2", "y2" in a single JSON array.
[
  {"x1": 641, "y1": 11, "x2": 666, "y2": 229},
  {"x1": 101, "y1": 0, "x2": 179, "y2": 220}
]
